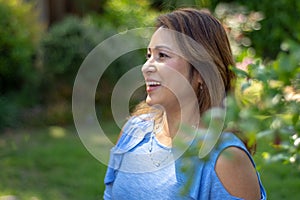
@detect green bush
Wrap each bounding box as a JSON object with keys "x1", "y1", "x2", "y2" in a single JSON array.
[
  {"x1": 0, "y1": 97, "x2": 21, "y2": 129},
  {"x1": 0, "y1": 0, "x2": 43, "y2": 130},
  {"x1": 41, "y1": 16, "x2": 103, "y2": 81},
  {"x1": 233, "y1": 0, "x2": 300, "y2": 59},
  {"x1": 225, "y1": 41, "x2": 300, "y2": 169},
  {"x1": 0, "y1": 0, "x2": 42, "y2": 98},
  {"x1": 39, "y1": 16, "x2": 107, "y2": 124},
  {"x1": 40, "y1": 4, "x2": 156, "y2": 122},
  {"x1": 87, "y1": 0, "x2": 158, "y2": 118},
  {"x1": 93, "y1": 0, "x2": 157, "y2": 29},
  {"x1": 40, "y1": 15, "x2": 105, "y2": 103}
]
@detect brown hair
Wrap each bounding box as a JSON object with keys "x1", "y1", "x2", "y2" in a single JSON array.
[
  {"x1": 132, "y1": 8, "x2": 235, "y2": 116},
  {"x1": 132, "y1": 8, "x2": 256, "y2": 154},
  {"x1": 130, "y1": 8, "x2": 256, "y2": 153}
]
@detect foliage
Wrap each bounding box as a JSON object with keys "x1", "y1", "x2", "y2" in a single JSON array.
[
  {"x1": 41, "y1": 16, "x2": 104, "y2": 83},
  {"x1": 40, "y1": 16, "x2": 102, "y2": 98},
  {"x1": 70, "y1": 0, "x2": 107, "y2": 14},
  {"x1": 231, "y1": 0, "x2": 300, "y2": 59},
  {"x1": 38, "y1": 16, "x2": 109, "y2": 125},
  {"x1": 151, "y1": 0, "x2": 300, "y2": 59},
  {"x1": 149, "y1": 0, "x2": 203, "y2": 11},
  {"x1": 225, "y1": 40, "x2": 300, "y2": 169},
  {"x1": 38, "y1": 0, "x2": 158, "y2": 124},
  {"x1": 254, "y1": 138, "x2": 300, "y2": 199},
  {"x1": 199, "y1": 0, "x2": 300, "y2": 59},
  {"x1": 213, "y1": 3, "x2": 263, "y2": 61},
  {"x1": 86, "y1": 0, "x2": 159, "y2": 118},
  {"x1": 0, "y1": 0, "x2": 44, "y2": 130},
  {"x1": 0, "y1": 97, "x2": 21, "y2": 129},
  {"x1": 0, "y1": 0, "x2": 43, "y2": 98},
  {"x1": 90, "y1": 0, "x2": 158, "y2": 82},
  {"x1": 93, "y1": 0, "x2": 158, "y2": 30}
]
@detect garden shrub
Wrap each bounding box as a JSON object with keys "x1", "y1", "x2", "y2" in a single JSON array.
[
  {"x1": 88, "y1": 0, "x2": 158, "y2": 119},
  {"x1": 0, "y1": 97, "x2": 21, "y2": 130},
  {"x1": 0, "y1": 0, "x2": 43, "y2": 130},
  {"x1": 97, "y1": 0, "x2": 157, "y2": 29},
  {"x1": 41, "y1": 16, "x2": 104, "y2": 80},
  {"x1": 40, "y1": 4, "x2": 155, "y2": 122},
  {"x1": 40, "y1": 16, "x2": 107, "y2": 124},
  {"x1": 225, "y1": 41, "x2": 300, "y2": 168}
]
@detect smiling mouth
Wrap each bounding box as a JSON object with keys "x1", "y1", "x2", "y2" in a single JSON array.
[
  {"x1": 146, "y1": 81, "x2": 161, "y2": 92},
  {"x1": 146, "y1": 81, "x2": 161, "y2": 87}
]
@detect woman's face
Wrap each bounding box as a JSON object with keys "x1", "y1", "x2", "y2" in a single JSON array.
[{"x1": 142, "y1": 27, "x2": 200, "y2": 110}]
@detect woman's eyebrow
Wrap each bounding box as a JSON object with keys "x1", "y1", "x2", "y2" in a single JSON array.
[
  {"x1": 147, "y1": 45, "x2": 173, "y2": 51},
  {"x1": 154, "y1": 45, "x2": 172, "y2": 50}
]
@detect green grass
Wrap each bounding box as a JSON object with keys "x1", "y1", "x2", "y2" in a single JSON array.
[
  {"x1": 257, "y1": 161, "x2": 300, "y2": 199},
  {"x1": 0, "y1": 122, "x2": 120, "y2": 200},
  {"x1": 253, "y1": 139, "x2": 300, "y2": 200},
  {"x1": 1, "y1": 123, "x2": 300, "y2": 199}
]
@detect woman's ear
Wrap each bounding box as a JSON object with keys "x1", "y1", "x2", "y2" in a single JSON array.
[
  {"x1": 196, "y1": 72, "x2": 203, "y2": 84},
  {"x1": 191, "y1": 70, "x2": 203, "y2": 90}
]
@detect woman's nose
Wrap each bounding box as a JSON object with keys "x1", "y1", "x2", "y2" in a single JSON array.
[{"x1": 142, "y1": 59, "x2": 157, "y2": 74}]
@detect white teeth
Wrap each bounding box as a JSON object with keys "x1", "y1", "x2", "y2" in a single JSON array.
[{"x1": 146, "y1": 81, "x2": 161, "y2": 86}]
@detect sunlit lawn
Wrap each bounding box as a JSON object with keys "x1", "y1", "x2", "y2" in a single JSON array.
[
  {"x1": 0, "y1": 122, "x2": 300, "y2": 199},
  {"x1": 0, "y1": 121, "x2": 120, "y2": 200},
  {"x1": 254, "y1": 139, "x2": 300, "y2": 200}
]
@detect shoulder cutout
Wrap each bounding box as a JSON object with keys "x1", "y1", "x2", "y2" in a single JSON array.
[{"x1": 215, "y1": 147, "x2": 261, "y2": 200}]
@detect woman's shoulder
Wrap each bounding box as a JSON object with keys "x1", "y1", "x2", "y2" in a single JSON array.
[
  {"x1": 121, "y1": 114, "x2": 153, "y2": 137},
  {"x1": 205, "y1": 133, "x2": 266, "y2": 199},
  {"x1": 187, "y1": 132, "x2": 266, "y2": 199},
  {"x1": 210, "y1": 133, "x2": 249, "y2": 162},
  {"x1": 113, "y1": 114, "x2": 154, "y2": 152},
  {"x1": 214, "y1": 146, "x2": 262, "y2": 199}
]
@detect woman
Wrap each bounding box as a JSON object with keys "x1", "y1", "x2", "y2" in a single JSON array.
[{"x1": 104, "y1": 8, "x2": 266, "y2": 200}]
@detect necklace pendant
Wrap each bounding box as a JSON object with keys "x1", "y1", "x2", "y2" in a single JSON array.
[{"x1": 153, "y1": 161, "x2": 160, "y2": 167}]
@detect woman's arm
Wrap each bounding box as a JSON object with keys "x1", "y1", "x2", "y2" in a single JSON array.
[{"x1": 215, "y1": 147, "x2": 261, "y2": 200}]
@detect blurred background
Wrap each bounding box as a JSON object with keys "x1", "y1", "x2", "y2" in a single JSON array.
[{"x1": 0, "y1": 0, "x2": 299, "y2": 199}]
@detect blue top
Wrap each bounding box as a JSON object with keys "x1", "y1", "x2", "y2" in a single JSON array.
[{"x1": 103, "y1": 115, "x2": 267, "y2": 200}]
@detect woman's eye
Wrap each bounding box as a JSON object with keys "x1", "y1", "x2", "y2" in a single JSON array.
[
  {"x1": 158, "y1": 52, "x2": 169, "y2": 59},
  {"x1": 145, "y1": 53, "x2": 151, "y2": 59},
  {"x1": 145, "y1": 52, "x2": 170, "y2": 60}
]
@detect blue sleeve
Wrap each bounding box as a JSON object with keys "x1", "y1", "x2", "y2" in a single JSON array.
[
  {"x1": 103, "y1": 118, "x2": 133, "y2": 199},
  {"x1": 103, "y1": 183, "x2": 112, "y2": 200},
  {"x1": 189, "y1": 133, "x2": 267, "y2": 200},
  {"x1": 103, "y1": 115, "x2": 153, "y2": 199}
]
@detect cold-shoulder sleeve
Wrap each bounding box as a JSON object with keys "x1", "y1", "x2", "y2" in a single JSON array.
[{"x1": 189, "y1": 133, "x2": 267, "y2": 200}]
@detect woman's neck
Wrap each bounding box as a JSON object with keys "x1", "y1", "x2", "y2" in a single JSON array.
[{"x1": 161, "y1": 101, "x2": 200, "y2": 138}]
